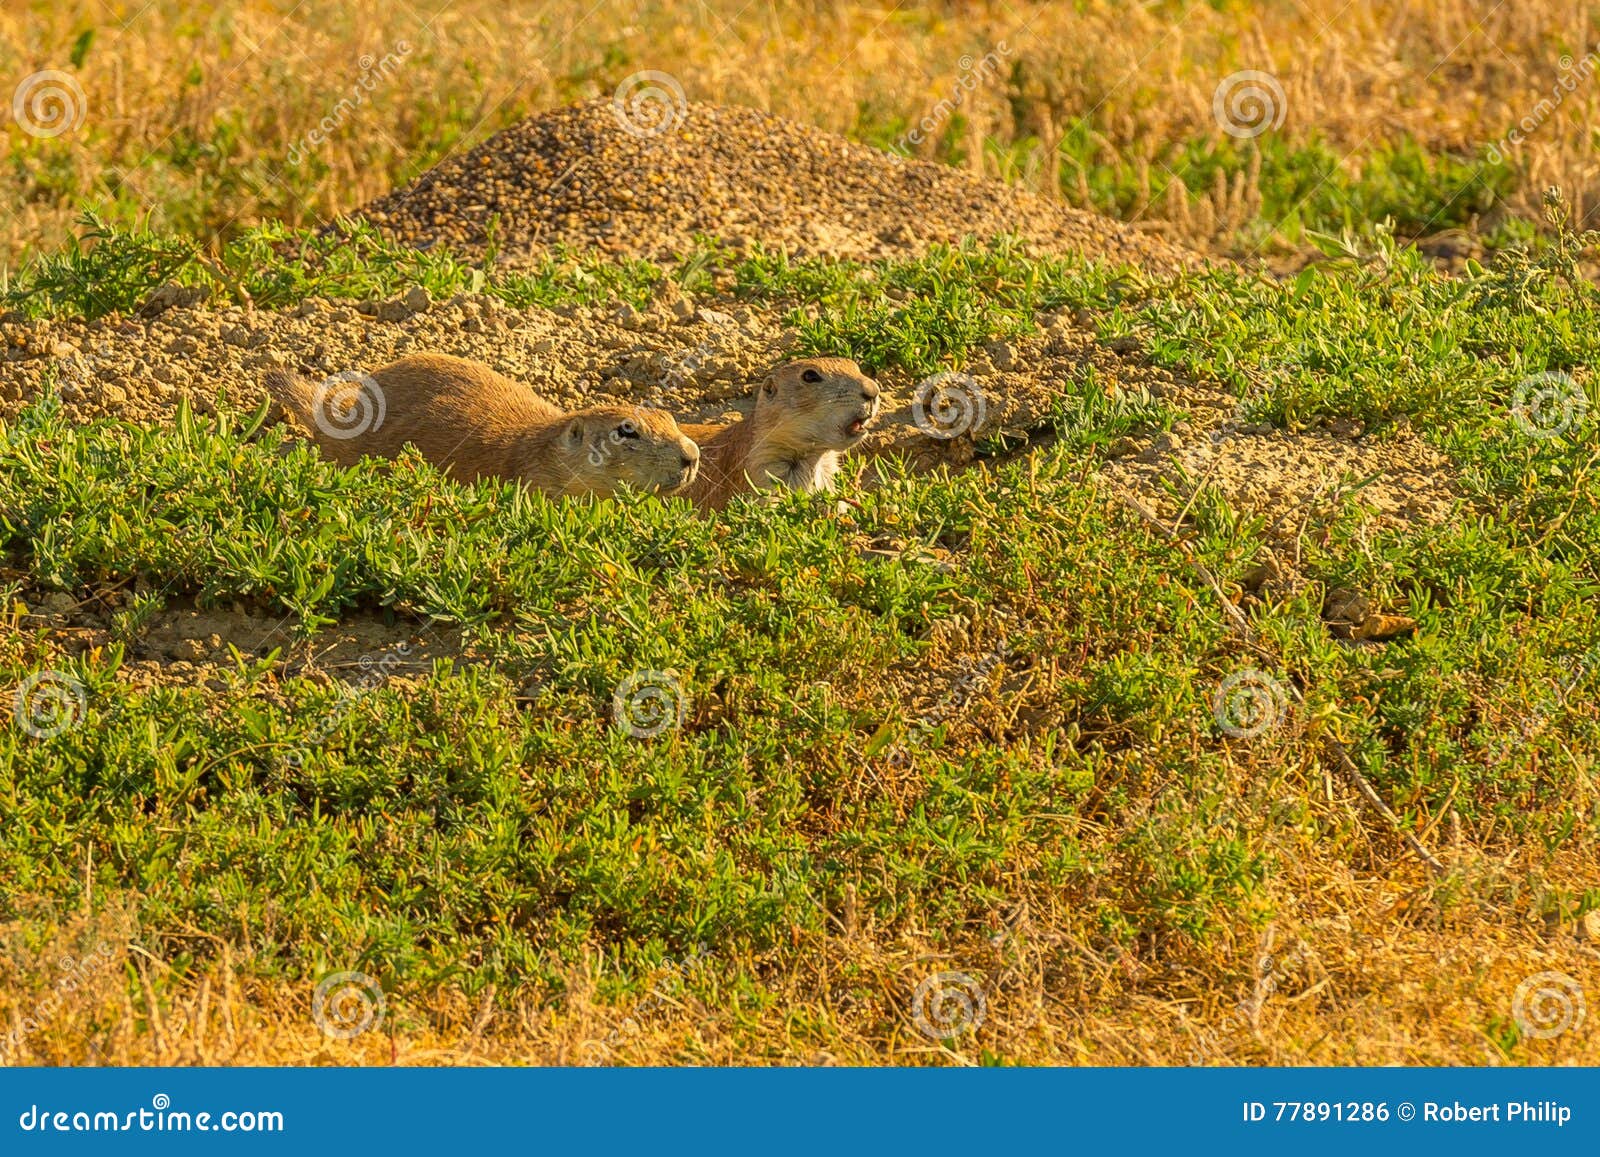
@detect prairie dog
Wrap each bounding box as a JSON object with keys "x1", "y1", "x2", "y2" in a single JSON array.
[
  {"x1": 681, "y1": 357, "x2": 880, "y2": 511},
  {"x1": 265, "y1": 353, "x2": 700, "y2": 498}
]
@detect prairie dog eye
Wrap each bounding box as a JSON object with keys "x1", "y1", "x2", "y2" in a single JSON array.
[
  {"x1": 801, "y1": 369, "x2": 823, "y2": 383},
  {"x1": 615, "y1": 421, "x2": 640, "y2": 440}
]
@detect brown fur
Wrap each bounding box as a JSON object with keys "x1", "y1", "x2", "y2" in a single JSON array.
[
  {"x1": 681, "y1": 357, "x2": 880, "y2": 511},
  {"x1": 265, "y1": 353, "x2": 700, "y2": 498}
]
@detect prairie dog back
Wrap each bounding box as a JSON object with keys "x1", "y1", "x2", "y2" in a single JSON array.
[
  {"x1": 265, "y1": 352, "x2": 561, "y2": 472},
  {"x1": 265, "y1": 353, "x2": 700, "y2": 497}
]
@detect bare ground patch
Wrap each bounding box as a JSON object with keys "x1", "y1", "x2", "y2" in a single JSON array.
[{"x1": 1, "y1": 293, "x2": 1465, "y2": 552}]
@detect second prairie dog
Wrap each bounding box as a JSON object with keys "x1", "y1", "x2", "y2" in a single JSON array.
[
  {"x1": 680, "y1": 357, "x2": 881, "y2": 510},
  {"x1": 265, "y1": 353, "x2": 700, "y2": 498}
]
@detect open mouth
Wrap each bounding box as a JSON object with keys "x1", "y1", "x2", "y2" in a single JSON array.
[{"x1": 845, "y1": 417, "x2": 868, "y2": 437}]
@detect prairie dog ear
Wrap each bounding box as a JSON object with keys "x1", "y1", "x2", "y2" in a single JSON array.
[
  {"x1": 759, "y1": 374, "x2": 778, "y2": 399},
  {"x1": 564, "y1": 415, "x2": 587, "y2": 445}
]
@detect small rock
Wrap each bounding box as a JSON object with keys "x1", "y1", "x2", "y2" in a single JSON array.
[
  {"x1": 1137, "y1": 432, "x2": 1182, "y2": 463},
  {"x1": 1582, "y1": 910, "x2": 1600, "y2": 942},
  {"x1": 985, "y1": 340, "x2": 1018, "y2": 371},
  {"x1": 613, "y1": 302, "x2": 640, "y2": 327},
  {"x1": 1323, "y1": 588, "x2": 1371, "y2": 625},
  {"x1": 376, "y1": 300, "x2": 410, "y2": 323},
  {"x1": 139, "y1": 282, "x2": 209, "y2": 318},
  {"x1": 671, "y1": 296, "x2": 697, "y2": 323},
  {"x1": 41, "y1": 591, "x2": 76, "y2": 615},
  {"x1": 402, "y1": 286, "x2": 432, "y2": 313}
]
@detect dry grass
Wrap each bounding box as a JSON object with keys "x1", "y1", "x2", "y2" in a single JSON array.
[
  {"x1": 7, "y1": 839, "x2": 1599, "y2": 1066},
  {"x1": 5, "y1": 0, "x2": 1600, "y2": 1070},
  {"x1": 5, "y1": 1, "x2": 1600, "y2": 266}
]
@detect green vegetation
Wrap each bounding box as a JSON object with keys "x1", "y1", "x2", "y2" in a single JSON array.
[{"x1": 5, "y1": 220, "x2": 1599, "y2": 1019}]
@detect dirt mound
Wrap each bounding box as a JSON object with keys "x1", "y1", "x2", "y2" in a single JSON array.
[
  {"x1": 360, "y1": 100, "x2": 1202, "y2": 273},
  {"x1": 1, "y1": 291, "x2": 1462, "y2": 585}
]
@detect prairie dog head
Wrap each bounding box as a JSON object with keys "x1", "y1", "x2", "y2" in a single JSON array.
[
  {"x1": 547, "y1": 405, "x2": 700, "y2": 497},
  {"x1": 754, "y1": 357, "x2": 881, "y2": 451}
]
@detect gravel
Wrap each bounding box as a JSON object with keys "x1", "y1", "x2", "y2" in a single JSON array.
[
  {"x1": 1, "y1": 98, "x2": 1454, "y2": 559},
  {"x1": 360, "y1": 99, "x2": 1204, "y2": 273}
]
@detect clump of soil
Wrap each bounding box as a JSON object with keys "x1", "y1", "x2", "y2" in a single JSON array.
[{"x1": 359, "y1": 99, "x2": 1203, "y2": 274}]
